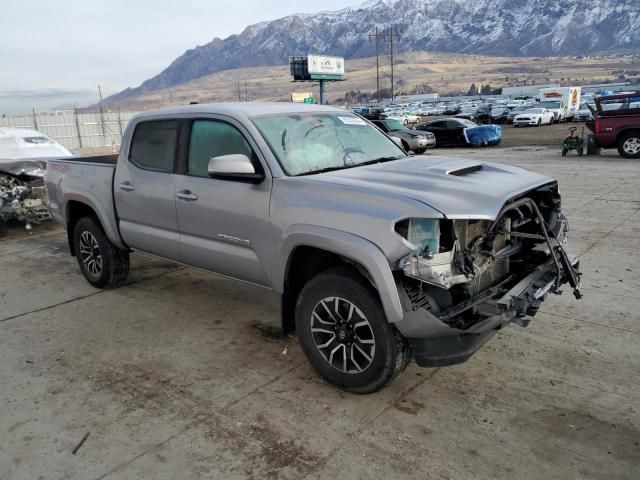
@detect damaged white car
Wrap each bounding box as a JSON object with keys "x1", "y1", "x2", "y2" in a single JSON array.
[{"x1": 0, "y1": 127, "x2": 72, "y2": 234}]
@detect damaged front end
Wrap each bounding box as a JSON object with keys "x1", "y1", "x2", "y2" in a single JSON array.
[
  {"x1": 0, "y1": 173, "x2": 49, "y2": 235},
  {"x1": 393, "y1": 184, "x2": 582, "y2": 367}
]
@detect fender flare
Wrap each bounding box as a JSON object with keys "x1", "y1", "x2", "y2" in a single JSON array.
[
  {"x1": 274, "y1": 224, "x2": 404, "y2": 324},
  {"x1": 63, "y1": 192, "x2": 126, "y2": 250}
]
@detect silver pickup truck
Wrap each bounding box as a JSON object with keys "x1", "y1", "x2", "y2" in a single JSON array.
[{"x1": 47, "y1": 103, "x2": 582, "y2": 393}]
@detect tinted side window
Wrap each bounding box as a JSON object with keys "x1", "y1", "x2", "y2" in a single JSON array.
[
  {"x1": 129, "y1": 120, "x2": 178, "y2": 172},
  {"x1": 188, "y1": 120, "x2": 254, "y2": 177},
  {"x1": 446, "y1": 120, "x2": 462, "y2": 129}
]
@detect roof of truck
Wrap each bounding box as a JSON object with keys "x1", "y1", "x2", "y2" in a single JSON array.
[{"x1": 133, "y1": 102, "x2": 344, "y2": 120}]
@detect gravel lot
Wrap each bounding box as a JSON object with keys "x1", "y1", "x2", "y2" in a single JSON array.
[{"x1": 1, "y1": 145, "x2": 638, "y2": 479}]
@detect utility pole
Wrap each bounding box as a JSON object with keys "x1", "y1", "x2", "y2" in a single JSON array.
[
  {"x1": 390, "y1": 27, "x2": 395, "y2": 101},
  {"x1": 244, "y1": 80, "x2": 248, "y2": 101},
  {"x1": 97, "y1": 85, "x2": 106, "y2": 140},
  {"x1": 368, "y1": 27, "x2": 381, "y2": 103},
  {"x1": 237, "y1": 78, "x2": 241, "y2": 102},
  {"x1": 368, "y1": 27, "x2": 398, "y2": 102}
]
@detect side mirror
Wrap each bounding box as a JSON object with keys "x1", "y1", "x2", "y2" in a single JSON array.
[{"x1": 207, "y1": 154, "x2": 263, "y2": 183}]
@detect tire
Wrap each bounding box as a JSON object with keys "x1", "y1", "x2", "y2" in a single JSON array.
[
  {"x1": 401, "y1": 140, "x2": 411, "y2": 152},
  {"x1": 617, "y1": 131, "x2": 640, "y2": 159},
  {"x1": 295, "y1": 267, "x2": 411, "y2": 394},
  {"x1": 537, "y1": 119, "x2": 541, "y2": 127},
  {"x1": 73, "y1": 216, "x2": 129, "y2": 288},
  {"x1": 561, "y1": 148, "x2": 567, "y2": 157}
]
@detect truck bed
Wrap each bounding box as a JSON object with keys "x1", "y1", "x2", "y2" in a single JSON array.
[{"x1": 46, "y1": 155, "x2": 122, "y2": 247}]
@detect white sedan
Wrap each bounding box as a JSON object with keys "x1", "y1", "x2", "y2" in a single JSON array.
[
  {"x1": 513, "y1": 108, "x2": 555, "y2": 127},
  {"x1": 386, "y1": 113, "x2": 421, "y2": 125}
]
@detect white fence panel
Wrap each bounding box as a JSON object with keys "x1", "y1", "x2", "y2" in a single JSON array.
[{"x1": 0, "y1": 110, "x2": 141, "y2": 151}]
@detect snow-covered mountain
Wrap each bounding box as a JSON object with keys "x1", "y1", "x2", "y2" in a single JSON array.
[{"x1": 108, "y1": 0, "x2": 639, "y2": 102}]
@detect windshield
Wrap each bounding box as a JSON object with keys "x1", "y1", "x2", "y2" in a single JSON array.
[
  {"x1": 383, "y1": 119, "x2": 406, "y2": 131},
  {"x1": 538, "y1": 101, "x2": 561, "y2": 109},
  {"x1": 454, "y1": 119, "x2": 475, "y2": 128},
  {"x1": 252, "y1": 113, "x2": 406, "y2": 176},
  {"x1": 524, "y1": 108, "x2": 544, "y2": 114}
]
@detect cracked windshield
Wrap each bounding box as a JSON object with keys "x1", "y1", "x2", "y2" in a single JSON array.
[{"x1": 253, "y1": 113, "x2": 405, "y2": 175}]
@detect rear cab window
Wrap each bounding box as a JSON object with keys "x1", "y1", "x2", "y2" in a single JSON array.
[{"x1": 129, "y1": 120, "x2": 179, "y2": 172}]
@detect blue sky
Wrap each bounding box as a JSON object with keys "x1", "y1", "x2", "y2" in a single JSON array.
[{"x1": 1, "y1": 0, "x2": 363, "y2": 107}]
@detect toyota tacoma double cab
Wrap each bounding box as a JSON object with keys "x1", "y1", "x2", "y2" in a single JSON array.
[{"x1": 47, "y1": 103, "x2": 582, "y2": 393}]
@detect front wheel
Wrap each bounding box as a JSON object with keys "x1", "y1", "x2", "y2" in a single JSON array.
[
  {"x1": 617, "y1": 131, "x2": 640, "y2": 159},
  {"x1": 73, "y1": 217, "x2": 129, "y2": 288},
  {"x1": 295, "y1": 268, "x2": 411, "y2": 393}
]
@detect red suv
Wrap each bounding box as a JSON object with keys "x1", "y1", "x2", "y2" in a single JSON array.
[{"x1": 587, "y1": 92, "x2": 640, "y2": 158}]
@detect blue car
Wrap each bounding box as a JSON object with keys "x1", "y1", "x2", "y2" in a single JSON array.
[{"x1": 415, "y1": 118, "x2": 502, "y2": 147}]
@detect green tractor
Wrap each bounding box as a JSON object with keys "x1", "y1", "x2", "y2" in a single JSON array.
[{"x1": 562, "y1": 126, "x2": 585, "y2": 156}]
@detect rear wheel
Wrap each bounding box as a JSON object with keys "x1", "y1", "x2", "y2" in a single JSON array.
[
  {"x1": 295, "y1": 268, "x2": 411, "y2": 393},
  {"x1": 73, "y1": 217, "x2": 129, "y2": 288},
  {"x1": 617, "y1": 131, "x2": 640, "y2": 159}
]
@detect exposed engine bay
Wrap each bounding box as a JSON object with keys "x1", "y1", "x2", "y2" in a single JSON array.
[
  {"x1": 0, "y1": 173, "x2": 49, "y2": 235},
  {"x1": 395, "y1": 183, "x2": 582, "y2": 332}
]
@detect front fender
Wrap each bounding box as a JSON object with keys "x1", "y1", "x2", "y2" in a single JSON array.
[{"x1": 274, "y1": 224, "x2": 404, "y2": 324}]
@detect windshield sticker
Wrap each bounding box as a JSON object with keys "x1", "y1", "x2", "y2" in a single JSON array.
[{"x1": 338, "y1": 116, "x2": 367, "y2": 126}]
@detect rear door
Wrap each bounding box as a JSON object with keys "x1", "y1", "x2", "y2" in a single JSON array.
[
  {"x1": 114, "y1": 119, "x2": 180, "y2": 259},
  {"x1": 174, "y1": 117, "x2": 272, "y2": 286},
  {"x1": 444, "y1": 120, "x2": 465, "y2": 145}
]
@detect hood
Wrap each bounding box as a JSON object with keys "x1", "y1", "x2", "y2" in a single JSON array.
[{"x1": 311, "y1": 156, "x2": 554, "y2": 220}]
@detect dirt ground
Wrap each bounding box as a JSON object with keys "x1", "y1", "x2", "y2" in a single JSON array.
[{"x1": 1, "y1": 146, "x2": 639, "y2": 479}]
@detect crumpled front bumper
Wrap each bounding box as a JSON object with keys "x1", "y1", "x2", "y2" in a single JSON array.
[{"x1": 396, "y1": 254, "x2": 581, "y2": 368}]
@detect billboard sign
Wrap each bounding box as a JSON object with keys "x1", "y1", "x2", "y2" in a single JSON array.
[
  {"x1": 291, "y1": 92, "x2": 315, "y2": 104},
  {"x1": 307, "y1": 55, "x2": 344, "y2": 80}
]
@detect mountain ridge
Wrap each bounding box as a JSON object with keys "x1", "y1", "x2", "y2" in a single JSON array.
[{"x1": 106, "y1": 0, "x2": 639, "y2": 103}]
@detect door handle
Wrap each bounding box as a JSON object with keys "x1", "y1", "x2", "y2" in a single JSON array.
[
  {"x1": 176, "y1": 190, "x2": 198, "y2": 201},
  {"x1": 118, "y1": 181, "x2": 135, "y2": 192}
]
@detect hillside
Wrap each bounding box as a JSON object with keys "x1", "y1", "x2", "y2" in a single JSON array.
[
  {"x1": 105, "y1": 51, "x2": 639, "y2": 111},
  {"x1": 105, "y1": 0, "x2": 640, "y2": 104}
]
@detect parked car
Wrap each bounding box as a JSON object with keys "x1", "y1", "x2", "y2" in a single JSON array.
[
  {"x1": 574, "y1": 103, "x2": 595, "y2": 122},
  {"x1": 415, "y1": 118, "x2": 502, "y2": 147},
  {"x1": 586, "y1": 92, "x2": 640, "y2": 158},
  {"x1": 46, "y1": 103, "x2": 581, "y2": 393},
  {"x1": 506, "y1": 105, "x2": 529, "y2": 123},
  {"x1": 386, "y1": 113, "x2": 411, "y2": 125},
  {"x1": 443, "y1": 105, "x2": 462, "y2": 115},
  {"x1": 456, "y1": 106, "x2": 491, "y2": 124},
  {"x1": 490, "y1": 107, "x2": 510, "y2": 124},
  {"x1": 513, "y1": 108, "x2": 555, "y2": 127},
  {"x1": 370, "y1": 118, "x2": 435, "y2": 153}
]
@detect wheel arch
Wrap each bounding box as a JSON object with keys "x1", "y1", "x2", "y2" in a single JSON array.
[
  {"x1": 276, "y1": 225, "x2": 404, "y2": 334},
  {"x1": 616, "y1": 127, "x2": 640, "y2": 143},
  {"x1": 63, "y1": 194, "x2": 126, "y2": 253}
]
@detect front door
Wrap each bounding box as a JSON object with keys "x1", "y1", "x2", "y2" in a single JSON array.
[
  {"x1": 114, "y1": 119, "x2": 180, "y2": 259},
  {"x1": 175, "y1": 118, "x2": 272, "y2": 287}
]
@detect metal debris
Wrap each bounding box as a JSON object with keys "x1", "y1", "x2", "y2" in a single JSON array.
[{"x1": 0, "y1": 174, "x2": 49, "y2": 234}]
